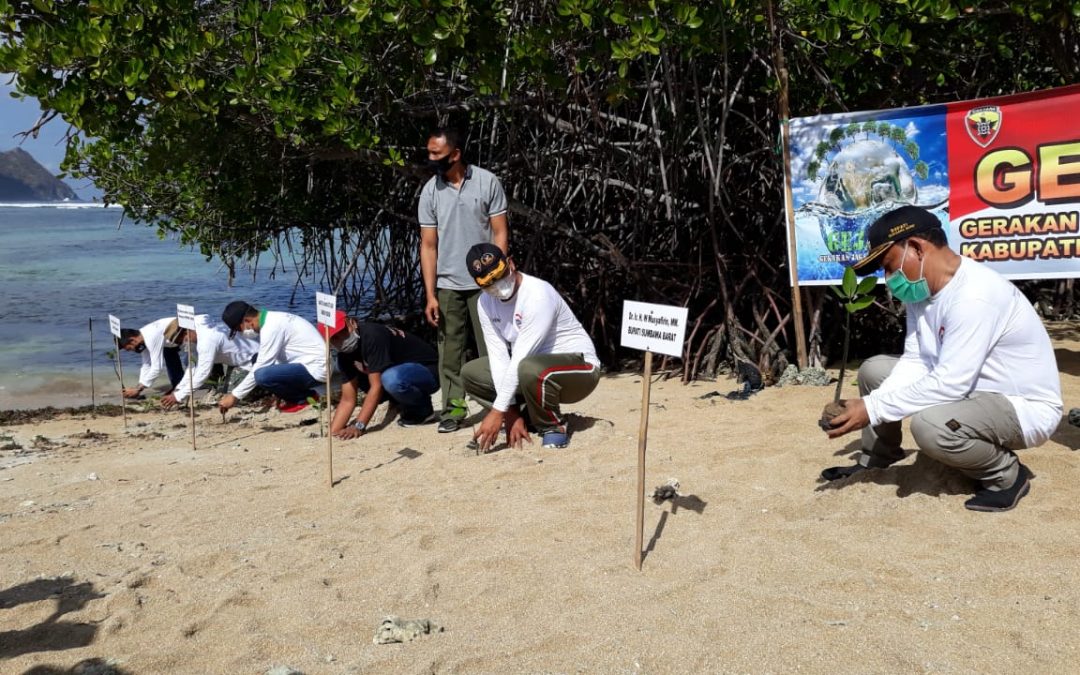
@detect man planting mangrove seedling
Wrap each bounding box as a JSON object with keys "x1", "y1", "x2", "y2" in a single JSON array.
[
  {"x1": 159, "y1": 315, "x2": 260, "y2": 409},
  {"x1": 821, "y1": 205, "x2": 1062, "y2": 512},
  {"x1": 319, "y1": 310, "x2": 440, "y2": 440},
  {"x1": 218, "y1": 301, "x2": 327, "y2": 414},
  {"x1": 118, "y1": 317, "x2": 185, "y2": 398},
  {"x1": 461, "y1": 243, "x2": 601, "y2": 451},
  {"x1": 418, "y1": 127, "x2": 509, "y2": 433}
]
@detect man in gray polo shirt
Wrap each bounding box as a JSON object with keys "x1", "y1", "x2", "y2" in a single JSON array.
[{"x1": 419, "y1": 127, "x2": 509, "y2": 433}]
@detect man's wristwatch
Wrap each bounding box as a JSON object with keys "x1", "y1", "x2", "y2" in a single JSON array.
[{"x1": 353, "y1": 419, "x2": 366, "y2": 431}]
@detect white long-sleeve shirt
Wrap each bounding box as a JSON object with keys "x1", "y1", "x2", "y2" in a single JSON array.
[
  {"x1": 137, "y1": 317, "x2": 177, "y2": 388},
  {"x1": 478, "y1": 273, "x2": 600, "y2": 412},
  {"x1": 170, "y1": 315, "x2": 260, "y2": 403},
  {"x1": 864, "y1": 256, "x2": 1062, "y2": 448},
  {"x1": 231, "y1": 311, "x2": 327, "y2": 400}
]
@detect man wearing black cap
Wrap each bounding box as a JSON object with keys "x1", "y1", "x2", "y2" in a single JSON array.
[
  {"x1": 822, "y1": 205, "x2": 1062, "y2": 512},
  {"x1": 218, "y1": 301, "x2": 326, "y2": 414},
  {"x1": 460, "y1": 243, "x2": 601, "y2": 451},
  {"x1": 318, "y1": 310, "x2": 440, "y2": 439},
  {"x1": 118, "y1": 317, "x2": 186, "y2": 398}
]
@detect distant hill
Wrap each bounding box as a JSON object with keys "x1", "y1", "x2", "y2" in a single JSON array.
[{"x1": 0, "y1": 147, "x2": 78, "y2": 201}]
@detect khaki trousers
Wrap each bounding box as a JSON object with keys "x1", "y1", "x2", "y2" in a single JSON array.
[
  {"x1": 436, "y1": 288, "x2": 486, "y2": 420},
  {"x1": 857, "y1": 355, "x2": 1026, "y2": 489},
  {"x1": 462, "y1": 354, "x2": 600, "y2": 434}
]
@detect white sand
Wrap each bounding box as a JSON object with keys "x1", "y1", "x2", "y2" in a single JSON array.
[{"x1": 2, "y1": 329, "x2": 1080, "y2": 673}]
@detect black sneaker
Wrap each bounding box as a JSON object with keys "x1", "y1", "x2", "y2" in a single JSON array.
[
  {"x1": 437, "y1": 418, "x2": 460, "y2": 433},
  {"x1": 398, "y1": 412, "x2": 438, "y2": 428},
  {"x1": 820, "y1": 464, "x2": 867, "y2": 481},
  {"x1": 964, "y1": 463, "x2": 1032, "y2": 512}
]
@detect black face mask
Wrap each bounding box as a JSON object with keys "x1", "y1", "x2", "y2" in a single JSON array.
[
  {"x1": 133, "y1": 343, "x2": 146, "y2": 354},
  {"x1": 426, "y1": 154, "x2": 455, "y2": 176}
]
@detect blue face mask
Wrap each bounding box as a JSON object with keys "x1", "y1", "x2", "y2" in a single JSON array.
[{"x1": 886, "y1": 241, "x2": 931, "y2": 304}]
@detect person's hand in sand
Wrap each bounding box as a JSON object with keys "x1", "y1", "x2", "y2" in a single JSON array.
[
  {"x1": 333, "y1": 423, "x2": 364, "y2": 440},
  {"x1": 474, "y1": 409, "x2": 504, "y2": 451},
  {"x1": 507, "y1": 412, "x2": 532, "y2": 449},
  {"x1": 161, "y1": 393, "x2": 180, "y2": 410},
  {"x1": 824, "y1": 397, "x2": 869, "y2": 439},
  {"x1": 122, "y1": 385, "x2": 145, "y2": 399},
  {"x1": 218, "y1": 394, "x2": 238, "y2": 414}
]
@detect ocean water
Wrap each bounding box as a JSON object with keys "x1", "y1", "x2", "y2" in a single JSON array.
[{"x1": 0, "y1": 204, "x2": 319, "y2": 409}]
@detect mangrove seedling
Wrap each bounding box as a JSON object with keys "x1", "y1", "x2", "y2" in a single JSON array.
[{"x1": 820, "y1": 265, "x2": 877, "y2": 430}]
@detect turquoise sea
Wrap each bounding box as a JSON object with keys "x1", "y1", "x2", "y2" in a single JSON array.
[{"x1": 0, "y1": 204, "x2": 317, "y2": 409}]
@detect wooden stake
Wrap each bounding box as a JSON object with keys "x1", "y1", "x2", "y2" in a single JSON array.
[
  {"x1": 186, "y1": 334, "x2": 196, "y2": 452},
  {"x1": 89, "y1": 318, "x2": 97, "y2": 418},
  {"x1": 766, "y1": 0, "x2": 809, "y2": 369},
  {"x1": 634, "y1": 350, "x2": 653, "y2": 571},
  {"x1": 115, "y1": 337, "x2": 128, "y2": 429},
  {"x1": 325, "y1": 325, "x2": 334, "y2": 488}
]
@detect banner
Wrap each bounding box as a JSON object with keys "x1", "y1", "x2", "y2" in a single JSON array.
[{"x1": 785, "y1": 84, "x2": 1080, "y2": 285}]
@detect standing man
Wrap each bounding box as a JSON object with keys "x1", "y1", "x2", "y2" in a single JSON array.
[
  {"x1": 418, "y1": 127, "x2": 509, "y2": 433},
  {"x1": 159, "y1": 315, "x2": 260, "y2": 409},
  {"x1": 218, "y1": 301, "x2": 327, "y2": 414},
  {"x1": 461, "y1": 243, "x2": 601, "y2": 451},
  {"x1": 319, "y1": 310, "x2": 440, "y2": 439},
  {"x1": 822, "y1": 206, "x2": 1062, "y2": 512},
  {"x1": 118, "y1": 317, "x2": 185, "y2": 398}
]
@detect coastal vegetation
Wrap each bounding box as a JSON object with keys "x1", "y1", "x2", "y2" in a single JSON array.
[{"x1": 2, "y1": 0, "x2": 1078, "y2": 376}]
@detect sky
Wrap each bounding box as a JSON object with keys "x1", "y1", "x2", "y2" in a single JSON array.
[{"x1": 1, "y1": 75, "x2": 100, "y2": 199}]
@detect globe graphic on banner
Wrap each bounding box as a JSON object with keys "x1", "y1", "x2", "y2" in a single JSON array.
[{"x1": 816, "y1": 140, "x2": 918, "y2": 254}]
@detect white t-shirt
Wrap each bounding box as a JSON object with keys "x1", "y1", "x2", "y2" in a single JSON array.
[
  {"x1": 137, "y1": 317, "x2": 177, "y2": 388},
  {"x1": 478, "y1": 273, "x2": 600, "y2": 411},
  {"x1": 170, "y1": 315, "x2": 260, "y2": 403},
  {"x1": 864, "y1": 256, "x2": 1063, "y2": 448},
  {"x1": 232, "y1": 311, "x2": 327, "y2": 400}
]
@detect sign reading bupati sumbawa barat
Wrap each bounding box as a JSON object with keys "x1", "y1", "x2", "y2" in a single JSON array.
[{"x1": 785, "y1": 83, "x2": 1080, "y2": 284}]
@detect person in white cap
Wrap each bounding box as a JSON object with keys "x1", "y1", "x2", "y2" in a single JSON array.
[
  {"x1": 218, "y1": 301, "x2": 326, "y2": 414},
  {"x1": 158, "y1": 315, "x2": 260, "y2": 409}
]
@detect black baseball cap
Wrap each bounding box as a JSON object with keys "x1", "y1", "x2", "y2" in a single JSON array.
[
  {"x1": 466, "y1": 243, "x2": 509, "y2": 287},
  {"x1": 222, "y1": 300, "x2": 254, "y2": 338},
  {"x1": 852, "y1": 205, "x2": 944, "y2": 274}
]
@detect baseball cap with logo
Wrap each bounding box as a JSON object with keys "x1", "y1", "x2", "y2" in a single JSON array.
[
  {"x1": 852, "y1": 205, "x2": 944, "y2": 274},
  {"x1": 465, "y1": 243, "x2": 509, "y2": 287}
]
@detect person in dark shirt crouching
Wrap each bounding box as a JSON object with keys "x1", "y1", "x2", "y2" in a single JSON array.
[{"x1": 321, "y1": 310, "x2": 440, "y2": 439}]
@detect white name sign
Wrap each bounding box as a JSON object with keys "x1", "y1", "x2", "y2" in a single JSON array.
[
  {"x1": 176, "y1": 304, "x2": 196, "y2": 329},
  {"x1": 316, "y1": 292, "x2": 337, "y2": 327},
  {"x1": 108, "y1": 314, "x2": 121, "y2": 338},
  {"x1": 620, "y1": 300, "x2": 688, "y2": 358}
]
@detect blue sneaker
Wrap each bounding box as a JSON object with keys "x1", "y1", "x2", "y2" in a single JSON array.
[{"x1": 541, "y1": 430, "x2": 569, "y2": 449}]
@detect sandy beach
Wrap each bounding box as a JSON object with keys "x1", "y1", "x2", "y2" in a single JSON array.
[{"x1": 3, "y1": 326, "x2": 1080, "y2": 674}]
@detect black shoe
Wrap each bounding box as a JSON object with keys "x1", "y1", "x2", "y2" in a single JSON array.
[
  {"x1": 398, "y1": 412, "x2": 438, "y2": 428},
  {"x1": 437, "y1": 418, "x2": 460, "y2": 433},
  {"x1": 964, "y1": 463, "x2": 1032, "y2": 512},
  {"x1": 820, "y1": 464, "x2": 867, "y2": 481}
]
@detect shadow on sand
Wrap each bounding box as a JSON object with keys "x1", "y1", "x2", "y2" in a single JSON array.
[{"x1": 0, "y1": 577, "x2": 104, "y2": 660}]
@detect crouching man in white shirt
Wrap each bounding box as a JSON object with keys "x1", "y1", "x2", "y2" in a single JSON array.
[
  {"x1": 217, "y1": 301, "x2": 327, "y2": 414},
  {"x1": 823, "y1": 206, "x2": 1063, "y2": 512},
  {"x1": 461, "y1": 243, "x2": 601, "y2": 451},
  {"x1": 118, "y1": 317, "x2": 185, "y2": 398},
  {"x1": 158, "y1": 315, "x2": 260, "y2": 409}
]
